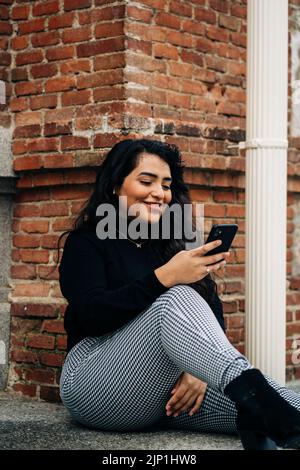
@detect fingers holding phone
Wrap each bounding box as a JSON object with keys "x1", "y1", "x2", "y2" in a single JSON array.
[{"x1": 154, "y1": 225, "x2": 238, "y2": 287}]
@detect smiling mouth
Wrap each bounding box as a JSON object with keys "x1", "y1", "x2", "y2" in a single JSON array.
[{"x1": 142, "y1": 202, "x2": 162, "y2": 210}]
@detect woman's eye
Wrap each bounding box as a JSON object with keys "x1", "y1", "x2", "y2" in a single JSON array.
[{"x1": 141, "y1": 181, "x2": 171, "y2": 190}]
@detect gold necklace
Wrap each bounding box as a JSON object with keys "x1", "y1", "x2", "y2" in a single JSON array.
[{"x1": 115, "y1": 228, "x2": 148, "y2": 248}]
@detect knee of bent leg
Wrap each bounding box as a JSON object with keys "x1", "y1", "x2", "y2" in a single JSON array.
[{"x1": 157, "y1": 283, "x2": 206, "y2": 311}]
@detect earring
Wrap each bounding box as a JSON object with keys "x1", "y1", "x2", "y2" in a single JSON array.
[{"x1": 113, "y1": 188, "x2": 116, "y2": 194}]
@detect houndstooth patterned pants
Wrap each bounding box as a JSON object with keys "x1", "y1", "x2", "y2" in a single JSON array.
[{"x1": 59, "y1": 285, "x2": 300, "y2": 433}]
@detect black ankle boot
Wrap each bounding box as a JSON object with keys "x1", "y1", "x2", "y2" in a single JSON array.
[{"x1": 224, "y1": 368, "x2": 300, "y2": 450}]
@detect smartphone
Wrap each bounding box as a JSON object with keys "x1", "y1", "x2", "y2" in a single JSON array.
[{"x1": 204, "y1": 224, "x2": 238, "y2": 257}]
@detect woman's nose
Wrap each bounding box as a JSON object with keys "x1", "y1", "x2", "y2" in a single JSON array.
[{"x1": 150, "y1": 184, "x2": 164, "y2": 199}]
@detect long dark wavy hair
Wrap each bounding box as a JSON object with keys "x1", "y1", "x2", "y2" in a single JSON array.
[{"x1": 52, "y1": 138, "x2": 220, "y2": 309}]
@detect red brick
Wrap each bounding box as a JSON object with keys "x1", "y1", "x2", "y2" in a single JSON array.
[
  {"x1": 181, "y1": 49, "x2": 204, "y2": 67},
  {"x1": 222, "y1": 300, "x2": 239, "y2": 314},
  {"x1": 45, "y1": 108, "x2": 74, "y2": 123},
  {"x1": 11, "y1": 265, "x2": 37, "y2": 280},
  {"x1": 207, "y1": 25, "x2": 229, "y2": 42},
  {"x1": 64, "y1": 0, "x2": 91, "y2": 11},
  {"x1": 45, "y1": 76, "x2": 75, "y2": 93},
  {"x1": 0, "y1": 5, "x2": 9, "y2": 20},
  {"x1": 60, "y1": 59, "x2": 91, "y2": 75},
  {"x1": 94, "y1": 133, "x2": 121, "y2": 149},
  {"x1": 231, "y1": 32, "x2": 247, "y2": 48},
  {"x1": 0, "y1": 51, "x2": 11, "y2": 66},
  {"x1": 57, "y1": 335, "x2": 67, "y2": 350},
  {"x1": 31, "y1": 63, "x2": 57, "y2": 79},
  {"x1": 44, "y1": 122, "x2": 71, "y2": 136},
  {"x1": 31, "y1": 31, "x2": 60, "y2": 48},
  {"x1": 0, "y1": 37, "x2": 8, "y2": 50},
  {"x1": 219, "y1": 13, "x2": 239, "y2": 31},
  {"x1": 13, "y1": 282, "x2": 50, "y2": 297},
  {"x1": 226, "y1": 205, "x2": 245, "y2": 217},
  {"x1": 182, "y1": 19, "x2": 205, "y2": 36},
  {"x1": 51, "y1": 186, "x2": 90, "y2": 200},
  {"x1": 46, "y1": 45, "x2": 74, "y2": 61},
  {"x1": 11, "y1": 36, "x2": 29, "y2": 50},
  {"x1": 11, "y1": 68, "x2": 28, "y2": 82},
  {"x1": 62, "y1": 27, "x2": 91, "y2": 43},
  {"x1": 13, "y1": 383, "x2": 37, "y2": 398},
  {"x1": 33, "y1": 0, "x2": 59, "y2": 17},
  {"x1": 153, "y1": 43, "x2": 179, "y2": 60},
  {"x1": 0, "y1": 21, "x2": 12, "y2": 35},
  {"x1": 11, "y1": 4, "x2": 30, "y2": 20},
  {"x1": 93, "y1": 86, "x2": 124, "y2": 103},
  {"x1": 204, "y1": 204, "x2": 226, "y2": 217},
  {"x1": 25, "y1": 368, "x2": 55, "y2": 384},
  {"x1": 77, "y1": 37, "x2": 125, "y2": 58},
  {"x1": 32, "y1": 173, "x2": 64, "y2": 191},
  {"x1": 11, "y1": 303, "x2": 59, "y2": 318},
  {"x1": 42, "y1": 320, "x2": 65, "y2": 334},
  {"x1": 10, "y1": 96, "x2": 26, "y2": 112},
  {"x1": 155, "y1": 11, "x2": 181, "y2": 29},
  {"x1": 214, "y1": 191, "x2": 236, "y2": 203},
  {"x1": 40, "y1": 386, "x2": 61, "y2": 402},
  {"x1": 11, "y1": 349, "x2": 39, "y2": 364},
  {"x1": 61, "y1": 136, "x2": 89, "y2": 150},
  {"x1": 79, "y1": 4, "x2": 125, "y2": 24},
  {"x1": 77, "y1": 69, "x2": 123, "y2": 89},
  {"x1": 209, "y1": 0, "x2": 229, "y2": 13},
  {"x1": 62, "y1": 89, "x2": 91, "y2": 106},
  {"x1": 20, "y1": 220, "x2": 49, "y2": 233},
  {"x1": 30, "y1": 95, "x2": 57, "y2": 110},
  {"x1": 169, "y1": 0, "x2": 192, "y2": 17},
  {"x1": 27, "y1": 334, "x2": 55, "y2": 350},
  {"x1": 126, "y1": 5, "x2": 151, "y2": 22},
  {"x1": 14, "y1": 125, "x2": 41, "y2": 138},
  {"x1": 26, "y1": 138, "x2": 59, "y2": 154},
  {"x1": 194, "y1": 7, "x2": 216, "y2": 23},
  {"x1": 15, "y1": 81, "x2": 43, "y2": 97},
  {"x1": 39, "y1": 352, "x2": 65, "y2": 367},
  {"x1": 230, "y1": 3, "x2": 247, "y2": 18},
  {"x1": 48, "y1": 12, "x2": 75, "y2": 30},
  {"x1": 16, "y1": 51, "x2": 43, "y2": 66},
  {"x1": 18, "y1": 18, "x2": 45, "y2": 35},
  {"x1": 18, "y1": 250, "x2": 50, "y2": 264},
  {"x1": 287, "y1": 323, "x2": 300, "y2": 337},
  {"x1": 95, "y1": 21, "x2": 124, "y2": 38},
  {"x1": 127, "y1": 37, "x2": 152, "y2": 56}
]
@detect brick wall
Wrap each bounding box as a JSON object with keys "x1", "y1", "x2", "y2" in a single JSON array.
[{"x1": 4, "y1": 0, "x2": 300, "y2": 402}]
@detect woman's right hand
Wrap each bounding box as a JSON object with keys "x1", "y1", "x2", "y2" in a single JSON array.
[{"x1": 154, "y1": 240, "x2": 230, "y2": 288}]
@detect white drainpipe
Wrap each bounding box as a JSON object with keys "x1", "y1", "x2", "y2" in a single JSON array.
[{"x1": 242, "y1": 0, "x2": 289, "y2": 384}]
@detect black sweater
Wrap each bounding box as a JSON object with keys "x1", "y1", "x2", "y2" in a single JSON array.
[{"x1": 58, "y1": 226, "x2": 226, "y2": 353}]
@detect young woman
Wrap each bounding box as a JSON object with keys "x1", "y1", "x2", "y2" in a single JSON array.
[{"x1": 57, "y1": 138, "x2": 300, "y2": 450}]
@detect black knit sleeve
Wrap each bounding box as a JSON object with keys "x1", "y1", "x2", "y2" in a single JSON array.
[{"x1": 59, "y1": 231, "x2": 168, "y2": 337}]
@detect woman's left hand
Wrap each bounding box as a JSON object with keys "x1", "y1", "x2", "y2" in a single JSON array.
[{"x1": 165, "y1": 372, "x2": 207, "y2": 417}]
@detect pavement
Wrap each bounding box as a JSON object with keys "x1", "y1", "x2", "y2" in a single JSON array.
[{"x1": 0, "y1": 380, "x2": 300, "y2": 450}]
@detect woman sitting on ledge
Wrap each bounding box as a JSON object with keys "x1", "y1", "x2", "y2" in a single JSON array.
[{"x1": 57, "y1": 138, "x2": 300, "y2": 450}]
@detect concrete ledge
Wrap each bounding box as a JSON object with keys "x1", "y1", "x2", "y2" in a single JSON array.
[
  {"x1": 1, "y1": 380, "x2": 299, "y2": 450},
  {"x1": 0, "y1": 391, "x2": 241, "y2": 450}
]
